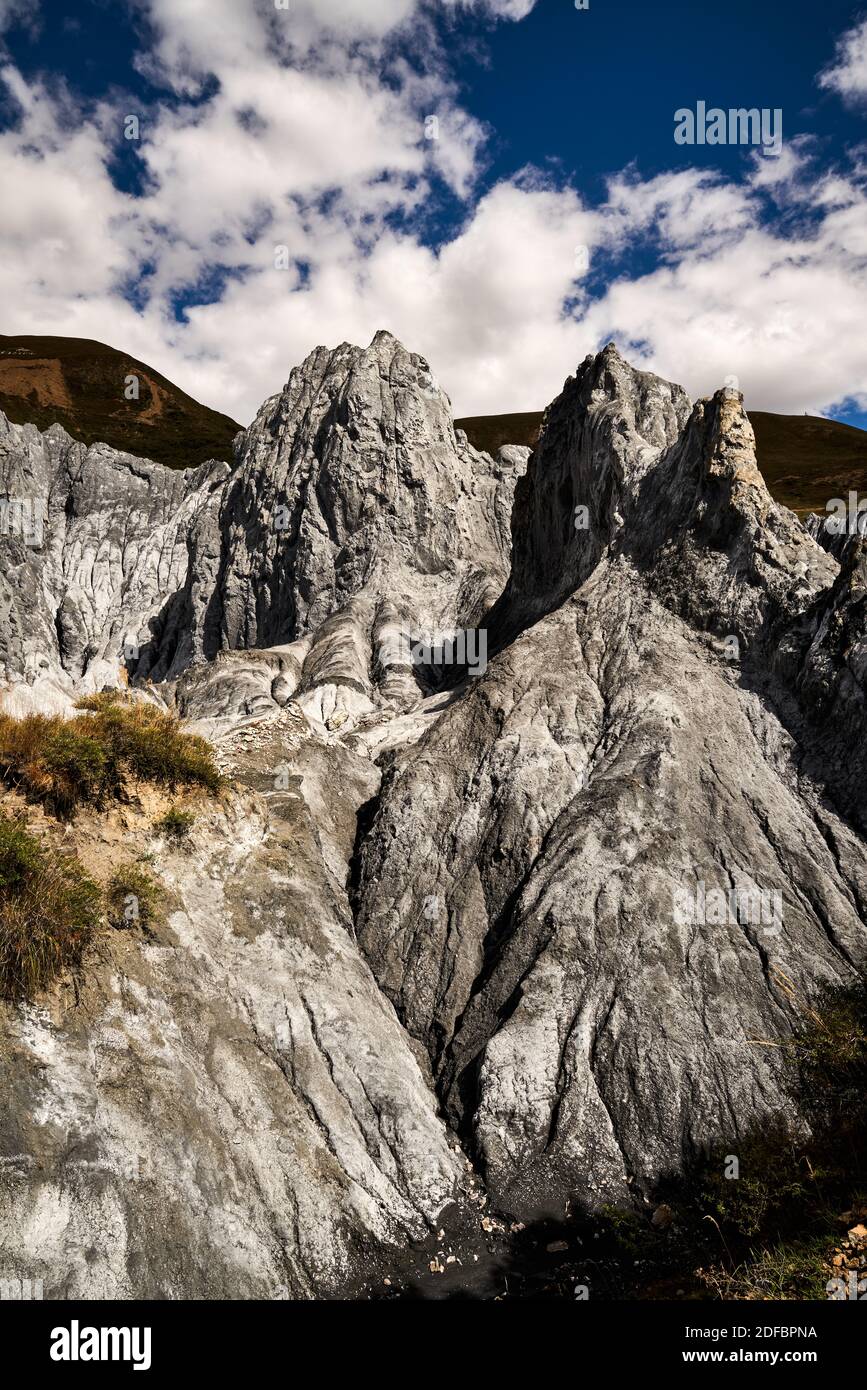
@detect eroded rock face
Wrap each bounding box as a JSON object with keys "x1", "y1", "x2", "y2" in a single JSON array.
[
  {"x1": 0, "y1": 331, "x2": 514, "y2": 732},
  {"x1": 354, "y1": 348, "x2": 867, "y2": 1218},
  {"x1": 0, "y1": 413, "x2": 228, "y2": 702},
  {"x1": 2, "y1": 334, "x2": 867, "y2": 1294},
  {"x1": 201, "y1": 331, "x2": 513, "y2": 653},
  {"x1": 0, "y1": 770, "x2": 464, "y2": 1299}
]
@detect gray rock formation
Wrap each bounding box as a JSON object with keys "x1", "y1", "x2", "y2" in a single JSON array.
[
  {"x1": 0, "y1": 773, "x2": 464, "y2": 1298},
  {"x1": 0, "y1": 330, "x2": 514, "y2": 733},
  {"x1": 1, "y1": 334, "x2": 866, "y2": 1296},
  {"x1": 354, "y1": 350, "x2": 867, "y2": 1216},
  {"x1": 0, "y1": 413, "x2": 228, "y2": 706}
]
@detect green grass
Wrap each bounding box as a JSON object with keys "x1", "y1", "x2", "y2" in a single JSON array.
[
  {"x1": 0, "y1": 813, "x2": 44, "y2": 893},
  {"x1": 696, "y1": 1236, "x2": 838, "y2": 1301},
  {"x1": 0, "y1": 811, "x2": 171, "y2": 999},
  {"x1": 106, "y1": 862, "x2": 164, "y2": 931},
  {"x1": 0, "y1": 811, "x2": 101, "y2": 1000},
  {"x1": 0, "y1": 698, "x2": 221, "y2": 817},
  {"x1": 153, "y1": 807, "x2": 195, "y2": 841}
]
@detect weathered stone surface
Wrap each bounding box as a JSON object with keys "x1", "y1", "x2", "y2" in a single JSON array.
[
  {"x1": 0, "y1": 412, "x2": 228, "y2": 704},
  {"x1": 0, "y1": 769, "x2": 464, "y2": 1298},
  {"x1": 354, "y1": 348, "x2": 867, "y2": 1218},
  {"x1": 2, "y1": 333, "x2": 867, "y2": 1294},
  {"x1": 0, "y1": 331, "x2": 514, "y2": 732}
]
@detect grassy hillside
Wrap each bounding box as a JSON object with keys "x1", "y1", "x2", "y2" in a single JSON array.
[
  {"x1": 457, "y1": 408, "x2": 867, "y2": 519},
  {"x1": 0, "y1": 335, "x2": 241, "y2": 470},
  {"x1": 750, "y1": 411, "x2": 867, "y2": 518}
]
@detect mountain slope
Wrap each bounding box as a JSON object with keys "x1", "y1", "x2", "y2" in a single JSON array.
[
  {"x1": 0, "y1": 336, "x2": 866, "y2": 1298},
  {"x1": 749, "y1": 410, "x2": 867, "y2": 517},
  {"x1": 457, "y1": 406, "x2": 867, "y2": 518},
  {"x1": 0, "y1": 335, "x2": 241, "y2": 470}
]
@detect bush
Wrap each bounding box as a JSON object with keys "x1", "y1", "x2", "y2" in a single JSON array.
[
  {"x1": 73, "y1": 691, "x2": 131, "y2": 713},
  {"x1": 518, "y1": 978, "x2": 867, "y2": 1302},
  {"x1": 41, "y1": 725, "x2": 108, "y2": 810},
  {"x1": 692, "y1": 1122, "x2": 818, "y2": 1242},
  {"x1": 662, "y1": 978, "x2": 867, "y2": 1300},
  {"x1": 786, "y1": 978, "x2": 867, "y2": 1130},
  {"x1": 0, "y1": 700, "x2": 220, "y2": 817},
  {"x1": 85, "y1": 701, "x2": 219, "y2": 792},
  {"x1": 153, "y1": 807, "x2": 195, "y2": 841},
  {"x1": 106, "y1": 862, "x2": 164, "y2": 931},
  {"x1": 0, "y1": 812, "x2": 101, "y2": 1000},
  {"x1": 0, "y1": 813, "x2": 44, "y2": 893}
]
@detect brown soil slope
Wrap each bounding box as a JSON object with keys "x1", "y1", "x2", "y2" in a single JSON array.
[{"x1": 0, "y1": 335, "x2": 241, "y2": 470}]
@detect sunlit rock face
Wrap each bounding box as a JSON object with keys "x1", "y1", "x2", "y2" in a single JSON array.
[
  {"x1": 1, "y1": 335, "x2": 866, "y2": 1295},
  {"x1": 0, "y1": 330, "x2": 514, "y2": 731},
  {"x1": 354, "y1": 346, "x2": 866, "y2": 1217}
]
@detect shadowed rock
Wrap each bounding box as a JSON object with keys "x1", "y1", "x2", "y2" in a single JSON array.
[
  {"x1": 1, "y1": 334, "x2": 866, "y2": 1293},
  {"x1": 353, "y1": 347, "x2": 867, "y2": 1218}
]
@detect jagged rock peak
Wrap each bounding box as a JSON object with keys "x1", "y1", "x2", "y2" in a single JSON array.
[
  {"x1": 353, "y1": 346, "x2": 867, "y2": 1222},
  {"x1": 243, "y1": 330, "x2": 452, "y2": 444},
  {"x1": 2, "y1": 332, "x2": 867, "y2": 1299},
  {"x1": 491, "y1": 344, "x2": 834, "y2": 647},
  {"x1": 0, "y1": 331, "x2": 517, "y2": 728}
]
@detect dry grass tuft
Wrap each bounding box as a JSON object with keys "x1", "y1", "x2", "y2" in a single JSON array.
[
  {"x1": 0, "y1": 811, "x2": 101, "y2": 999},
  {"x1": 0, "y1": 698, "x2": 220, "y2": 817}
]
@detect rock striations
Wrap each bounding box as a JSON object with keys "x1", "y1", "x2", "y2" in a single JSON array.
[{"x1": 0, "y1": 333, "x2": 865, "y2": 1296}]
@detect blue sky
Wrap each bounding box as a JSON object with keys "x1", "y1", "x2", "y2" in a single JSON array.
[
  {"x1": 0, "y1": 0, "x2": 865, "y2": 428},
  {"x1": 459, "y1": 0, "x2": 863, "y2": 175}
]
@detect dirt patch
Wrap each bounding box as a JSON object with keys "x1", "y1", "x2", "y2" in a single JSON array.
[
  {"x1": 0, "y1": 357, "x2": 73, "y2": 411},
  {"x1": 137, "y1": 372, "x2": 167, "y2": 424}
]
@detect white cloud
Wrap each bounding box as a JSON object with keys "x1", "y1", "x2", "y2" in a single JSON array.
[
  {"x1": 0, "y1": 66, "x2": 140, "y2": 299},
  {"x1": 818, "y1": 16, "x2": 867, "y2": 105},
  {"x1": 0, "y1": 0, "x2": 864, "y2": 433},
  {"x1": 451, "y1": 0, "x2": 538, "y2": 16},
  {"x1": 581, "y1": 166, "x2": 867, "y2": 418},
  {"x1": 0, "y1": 0, "x2": 33, "y2": 34},
  {"x1": 604, "y1": 168, "x2": 755, "y2": 253},
  {"x1": 0, "y1": 0, "x2": 538, "y2": 421}
]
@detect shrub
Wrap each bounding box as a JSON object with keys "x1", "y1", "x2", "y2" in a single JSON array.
[
  {"x1": 0, "y1": 812, "x2": 101, "y2": 1000},
  {"x1": 0, "y1": 813, "x2": 44, "y2": 893},
  {"x1": 692, "y1": 1122, "x2": 817, "y2": 1241},
  {"x1": 526, "y1": 978, "x2": 867, "y2": 1303},
  {"x1": 785, "y1": 977, "x2": 867, "y2": 1131},
  {"x1": 41, "y1": 725, "x2": 108, "y2": 810},
  {"x1": 73, "y1": 691, "x2": 130, "y2": 713},
  {"x1": 153, "y1": 807, "x2": 195, "y2": 841},
  {"x1": 106, "y1": 862, "x2": 164, "y2": 931},
  {"x1": 0, "y1": 700, "x2": 220, "y2": 817},
  {"x1": 84, "y1": 701, "x2": 219, "y2": 792}
]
